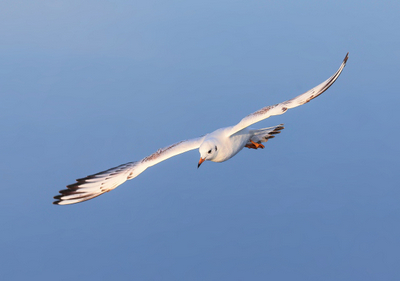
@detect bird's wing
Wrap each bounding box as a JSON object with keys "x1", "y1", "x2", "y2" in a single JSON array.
[
  {"x1": 53, "y1": 136, "x2": 205, "y2": 205},
  {"x1": 228, "y1": 53, "x2": 348, "y2": 136}
]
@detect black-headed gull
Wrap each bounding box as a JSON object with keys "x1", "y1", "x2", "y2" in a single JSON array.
[{"x1": 54, "y1": 53, "x2": 348, "y2": 205}]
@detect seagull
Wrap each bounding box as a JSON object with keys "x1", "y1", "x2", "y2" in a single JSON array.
[{"x1": 53, "y1": 53, "x2": 348, "y2": 205}]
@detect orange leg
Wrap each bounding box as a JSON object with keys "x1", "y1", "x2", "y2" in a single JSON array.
[{"x1": 245, "y1": 140, "x2": 265, "y2": 149}]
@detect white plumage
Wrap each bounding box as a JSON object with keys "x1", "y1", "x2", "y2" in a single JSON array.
[{"x1": 54, "y1": 53, "x2": 348, "y2": 205}]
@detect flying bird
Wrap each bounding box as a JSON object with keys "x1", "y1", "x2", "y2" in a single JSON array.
[{"x1": 53, "y1": 53, "x2": 348, "y2": 205}]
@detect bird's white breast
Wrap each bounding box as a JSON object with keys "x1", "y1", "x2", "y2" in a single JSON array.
[{"x1": 208, "y1": 127, "x2": 251, "y2": 162}]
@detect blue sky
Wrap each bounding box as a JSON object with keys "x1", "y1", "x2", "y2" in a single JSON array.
[{"x1": 1, "y1": 0, "x2": 399, "y2": 280}]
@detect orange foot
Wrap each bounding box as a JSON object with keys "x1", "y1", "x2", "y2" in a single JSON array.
[{"x1": 245, "y1": 140, "x2": 265, "y2": 149}]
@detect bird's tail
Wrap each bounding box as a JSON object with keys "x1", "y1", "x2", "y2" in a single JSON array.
[{"x1": 249, "y1": 124, "x2": 284, "y2": 144}]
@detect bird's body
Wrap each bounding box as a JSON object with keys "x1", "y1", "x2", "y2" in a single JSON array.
[
  {"x1": 202, "y1": 126, "x2": 248, "y2": 163},
  {"x1": 212, "y1": 127, "x2": 247, "y2": 162},
  {"x1": 54, "y1": 53, "x2": 348, "y2": 205},
  {"x1": 202, "y1": 125, "x2": 283, "y2": 163}
]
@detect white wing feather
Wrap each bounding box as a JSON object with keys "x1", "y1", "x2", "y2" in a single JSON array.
[
  {"x1": 229, "y1": 53, "x2": 348, "y2": 136},
  {"x1": 53, "y1": 136, "x2": 205, "y2": 205}
]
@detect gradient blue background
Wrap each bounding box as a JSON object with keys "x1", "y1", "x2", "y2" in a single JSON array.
[{"x1": 1, "y1": 1, "x2": 399, "y2": 280}]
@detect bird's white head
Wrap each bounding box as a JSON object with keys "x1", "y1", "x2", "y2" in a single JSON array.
[{"x1": 198, "y1": 139, "x2": 219, "y2": 168}]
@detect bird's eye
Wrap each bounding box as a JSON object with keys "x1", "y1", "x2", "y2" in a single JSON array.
[
  {"x1": 215, "y1": 146, "x2": 217, "y2": 151},
  {"x1": 208, "y1": 149, "x2": 212, "y2": 154}
]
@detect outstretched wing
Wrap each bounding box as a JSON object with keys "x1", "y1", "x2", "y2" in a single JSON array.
[
  {"x1": 229, "y1": 53, "x2": 348, "y2": 136},
  {"x1": 53, "y1": 136, "x2": 205, "y2": 205}
]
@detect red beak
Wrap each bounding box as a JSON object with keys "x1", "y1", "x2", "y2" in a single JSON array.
[{"x1": 198, "y1": 157, "x2": 205, "y2": 168}]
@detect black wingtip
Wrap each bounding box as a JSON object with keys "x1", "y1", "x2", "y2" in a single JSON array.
[{"x1": 344, "y1": 52, "x2": 349, "y2": 64}]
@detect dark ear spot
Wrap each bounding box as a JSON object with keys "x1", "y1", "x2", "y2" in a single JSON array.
[{"x1": 215, "y1": 146, "x2": 217, "y2": 151}]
